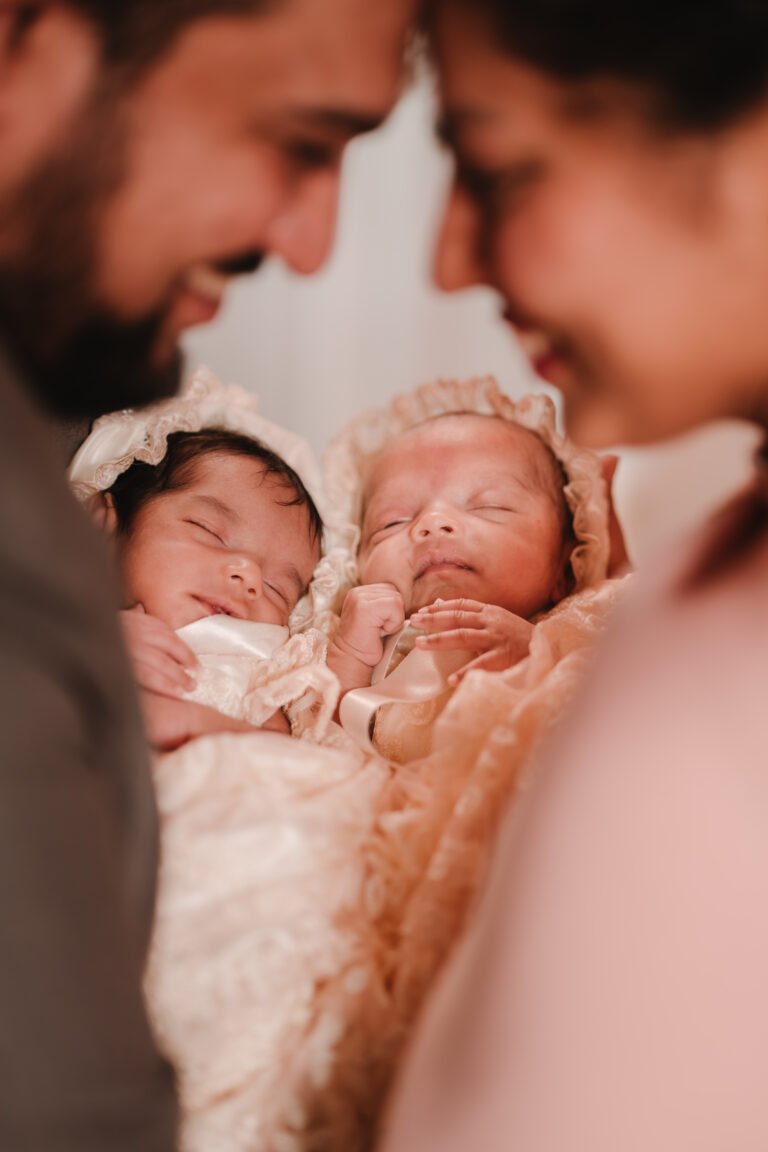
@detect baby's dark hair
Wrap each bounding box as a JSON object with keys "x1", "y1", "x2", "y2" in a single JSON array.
[{"x1": 108, "y1": 428, "x2": 323, "y2": 542}]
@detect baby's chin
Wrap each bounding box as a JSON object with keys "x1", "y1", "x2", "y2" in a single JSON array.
[{"x1": 408, "y1": 571, "x2": 489, "y2": 613}]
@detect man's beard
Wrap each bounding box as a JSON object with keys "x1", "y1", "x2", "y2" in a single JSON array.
[
  {"x1": 0, "y1": 266, "x2": 182, "y2": 419},
  {"x1": 0, "y1": 76, "x2": 182, "y2": 419}
]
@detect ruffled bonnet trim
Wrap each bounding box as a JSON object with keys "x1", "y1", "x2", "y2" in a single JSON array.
[{"x1": 323, "y1": 375, "x2": 610, "y2": 597}]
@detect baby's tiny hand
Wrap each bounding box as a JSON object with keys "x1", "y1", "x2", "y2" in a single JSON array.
[
  {"x1": 120, "y1": 604, "x2": 198, "y2": 698},
  {"x1": 411, "y1": 598, "x2": 534, "y2": 683},
  {"x1": 336, "y1": 582, "x2": 406, "y2": 668}
]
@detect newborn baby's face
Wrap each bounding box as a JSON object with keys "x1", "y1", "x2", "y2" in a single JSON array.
[
  {"x1": 119, "y1": 452, "x2": 319, "y2": 629},
  {"x1": 358, "y1": 413, "x2": 569, "y2": 617}
]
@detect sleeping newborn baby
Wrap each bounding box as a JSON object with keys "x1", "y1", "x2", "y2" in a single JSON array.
[{"x1": 327, "y1": 379, "x2": 624, "y2": 762}]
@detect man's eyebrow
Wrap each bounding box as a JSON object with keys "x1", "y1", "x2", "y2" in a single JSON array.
[{"x1": 284, "y1": 106, "x2": 389, "y2": 139}]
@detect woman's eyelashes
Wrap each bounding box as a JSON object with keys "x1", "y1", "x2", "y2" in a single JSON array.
[
  {"x1": 459, "y1": 158, "x2": 545, "y2": 217},
  {"x1": 285, "y1": 137, "x2": 339, "y2": 171}
]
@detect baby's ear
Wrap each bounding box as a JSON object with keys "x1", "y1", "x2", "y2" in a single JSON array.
[{"x1": 85, "y1": 491, "x2": 118, "y2": 536}]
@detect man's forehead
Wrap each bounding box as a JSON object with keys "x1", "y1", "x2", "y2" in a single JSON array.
[{"x1": 244, "y1": 0, "x2": 416, "y2": 114}]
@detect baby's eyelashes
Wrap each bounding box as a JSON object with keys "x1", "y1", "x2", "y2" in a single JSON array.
[
  {"x1": 365, "y1": 517, "x2": 411, "y2": 545},
  {"x1": 185, "y1": 518, "x2": 226, "y2": 544}
]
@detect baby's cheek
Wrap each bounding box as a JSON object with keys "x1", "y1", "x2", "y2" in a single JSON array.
[
  {"x1": 357, "y1": 548, "x2": 411, "y2": 609},
  {"x1": 356, "y1": 546, "x2": 379, "y2": 586}
]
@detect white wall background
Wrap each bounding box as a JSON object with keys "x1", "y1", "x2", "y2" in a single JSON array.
[{"x1": 185, "y1": 75, "x2": 759, "y2": 567}]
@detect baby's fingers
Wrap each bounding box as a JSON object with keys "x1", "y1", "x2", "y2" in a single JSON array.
[
  {"x1": 412, "y1": 605, "x2": 486, "y2": 636},
  {"x1": 131, "y1": 649, "x2": 196, "y2": 697},
  {"x1": 415, "y1": 627, "x2": 488, "y2": 652},
  {"x1": 140, "y1": 620, "x2": 197, "y2": 667},
  {"x1": 413, "y1": 597, "x2": 484, "y2": 621},
  {"x1": 121, "y1": 608, "x2": 197, "y2": 667}
]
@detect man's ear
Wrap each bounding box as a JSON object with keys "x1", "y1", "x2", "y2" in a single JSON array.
[{"x1": 86, "y1": 490, "x2": 119, "y2": 536}]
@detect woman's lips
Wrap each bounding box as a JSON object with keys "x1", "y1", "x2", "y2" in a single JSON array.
[{"x1": 503, "y1": 310, "x2": 571, "y2": 383}]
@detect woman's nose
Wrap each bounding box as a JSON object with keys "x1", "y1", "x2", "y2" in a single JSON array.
[
  {"x1": 411, "y1": 506, "x2": 459, "y2": 539},
  {"x1": 227, "y1": 555, "x2": 263, "y2": 598},
  {"x1": 432, "y1": 183, "x2": 489, "y2": 293}
]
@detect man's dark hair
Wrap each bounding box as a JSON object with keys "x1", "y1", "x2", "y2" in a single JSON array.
[
  {"x1": 432, "y1": 0, "x2": 768, "y2": 131},
  {"x1": 108, "y1": 428, "x2": 323, "y2": 543},
  {"x1": 67, "y1": 0, "x2": 277, "y2": 74}
]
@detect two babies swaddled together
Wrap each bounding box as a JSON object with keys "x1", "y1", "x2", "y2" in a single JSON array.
[{"x1": 70, "y1": 369, "x2": 625, "y2": 1151}]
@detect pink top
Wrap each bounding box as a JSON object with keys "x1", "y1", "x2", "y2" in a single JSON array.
[{"x1": 381, "y1": 472, "x2": 768, "y2": 1152}]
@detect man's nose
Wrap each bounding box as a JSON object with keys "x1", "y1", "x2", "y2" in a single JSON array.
[
  {"x1": 266, "y1": 166, "x2": 341, "y2": 276},
  {"x1": 411, "y1": 506, "x2": 459, "y2": 538},
  {"x1": 432, "y1": 183, "x2": 488, "y2": 293},
  {"x1": 227, "y1": 555, "x2": 263, "y2": 598}
]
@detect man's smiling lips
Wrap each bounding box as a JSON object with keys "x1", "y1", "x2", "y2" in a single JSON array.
[{"x1": 170, "y1": 253, "x2": 266, "y2": 332}]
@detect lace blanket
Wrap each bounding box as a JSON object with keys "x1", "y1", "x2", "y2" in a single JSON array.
[{"x1": 144, "y1": 579, "x2": 626, "y2": 1150}]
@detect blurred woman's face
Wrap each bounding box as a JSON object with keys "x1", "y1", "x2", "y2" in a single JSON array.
[{"x1": 432, "y1": 2, "x2": 768, "y2": 446}]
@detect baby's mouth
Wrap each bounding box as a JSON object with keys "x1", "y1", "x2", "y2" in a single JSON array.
[
  {"x1": 415, "y1": 556, "x2": 472, "y2": 580},
  {"x1": 192, "y1": 595, "x2": 246, "y2": 620}
]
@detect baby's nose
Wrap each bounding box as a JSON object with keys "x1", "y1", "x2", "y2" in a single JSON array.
[
  {"x1": 412, "y1": 507, "x2": 458, "y2": 538},
  {"x1": 228, "y1": 555, "x2": 262, "y2": 597}
]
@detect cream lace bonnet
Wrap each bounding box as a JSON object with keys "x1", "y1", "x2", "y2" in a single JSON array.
[
  {"x1": 322, "y1": 375, "x2": 611, "y2": 598},
  {"x1": 68, "y1": 366, "x2": 331, "y2": 630}
]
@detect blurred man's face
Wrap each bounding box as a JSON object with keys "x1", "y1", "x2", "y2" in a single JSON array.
[{"x1": 0, "y1": 0, "x2": 413, "y2": 416}]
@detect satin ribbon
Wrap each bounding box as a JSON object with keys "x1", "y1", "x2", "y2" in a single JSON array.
[
  {"x1": 176, "y1": 616, "x2": 289, "y2": 660},
  {"x1": 339, "y1": 622, "x2": 472, "y2": 752}
]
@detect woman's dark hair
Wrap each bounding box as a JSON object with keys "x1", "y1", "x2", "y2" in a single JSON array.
[
  {"x1": 436, "y1": 0, "x2": 768, "y2": 131},
  {"x1": 108, "y1": 428, "x2": 323, "y2": 542},
  {"x1": 65, "y1": 1, "x2": 276, "y2": 74}
]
